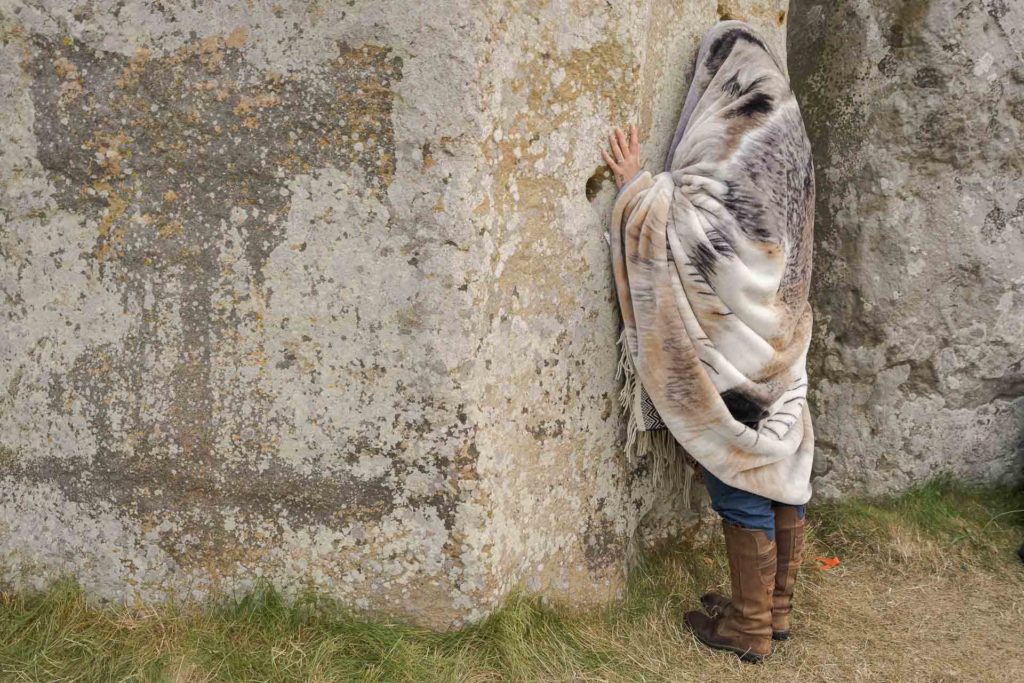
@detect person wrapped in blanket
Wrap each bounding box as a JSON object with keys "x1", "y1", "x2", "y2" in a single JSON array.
[{"x1": 601, "y1": 20, "x2": 815, "y2": 663}]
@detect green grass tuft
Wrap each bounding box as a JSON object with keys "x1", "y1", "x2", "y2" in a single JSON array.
[
  {"x1": 1, "y1": 479, "x2": 1022, "y2": 682},
  {"x1": 810, "y1": 477, "x2": 1024, "y2": 562}
]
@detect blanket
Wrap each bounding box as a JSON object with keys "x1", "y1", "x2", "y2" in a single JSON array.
[{"x1": 609, "y1": 20, "x2": 815, "y2": 505}]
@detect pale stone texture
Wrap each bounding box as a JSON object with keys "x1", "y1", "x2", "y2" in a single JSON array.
[
  {"x1": 0, "y1": 0, "x2": 789, "y2": 627},
  {"x1": 789, "y1": 0, "x2": 1024, "y2": 497}
]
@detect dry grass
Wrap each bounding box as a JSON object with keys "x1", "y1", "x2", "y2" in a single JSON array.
[{"x1": 1, "y1": 479, "x2": 1022, "y2": 682}]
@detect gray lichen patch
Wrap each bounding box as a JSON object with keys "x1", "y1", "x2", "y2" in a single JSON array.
[
  {"x1": 789, "y1": 0, "x2": 1024, "y2": 496},
  {"x1": 28, "y1": 34, "x2": 401, "y2": 276},
  {"x1": 12, "y1": 31, "x2": 406, "y2": 564}
]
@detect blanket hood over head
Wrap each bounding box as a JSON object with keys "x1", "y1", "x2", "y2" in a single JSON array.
[{"x1": 609, "y1": 20, "x2": 815, "y2": 505}]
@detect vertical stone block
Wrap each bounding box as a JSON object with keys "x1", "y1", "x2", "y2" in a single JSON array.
[{"x1": 1, "y1": 1, "x2": 787, "y2": 626}]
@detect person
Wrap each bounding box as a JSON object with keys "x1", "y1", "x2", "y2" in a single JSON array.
[{"x1": 601, "y1": 20, "x2": 815, "y2": 663}]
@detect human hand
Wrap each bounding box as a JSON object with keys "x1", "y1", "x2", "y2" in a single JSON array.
[{"x1": 601, "y1": 124, "x2": 641, "y2": 189}]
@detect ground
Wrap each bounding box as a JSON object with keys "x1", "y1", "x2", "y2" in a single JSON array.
[{"x1": 1, "y1": 480, "x2": 1022, "y2": 682}]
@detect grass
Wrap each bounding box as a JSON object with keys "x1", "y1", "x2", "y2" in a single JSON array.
[{"x1": 1, "y1": 479, "x2": 1022, "y2": 682}]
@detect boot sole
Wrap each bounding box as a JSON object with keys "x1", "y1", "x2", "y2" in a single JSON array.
[{"x1": 691, "y1": 630, "x2": 770, "y2": 663}]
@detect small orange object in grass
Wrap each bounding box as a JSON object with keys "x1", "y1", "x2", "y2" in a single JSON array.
[{"x1": 814, "y1": 556, "x2": 841, "y2": 571}]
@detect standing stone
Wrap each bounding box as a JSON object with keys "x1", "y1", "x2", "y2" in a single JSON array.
[
  {"x1": 789, "y1": 0, "x2": 1024, "y2": 496},
  {"x1": 0, "y1": 1, "x2": 789, "y2": 627}
]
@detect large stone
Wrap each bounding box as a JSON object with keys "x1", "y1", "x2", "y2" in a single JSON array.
[
  {"x1": 0, "y1": 1, "x2": 788, "y2": 627},
  {"x1": 789, "y1": 0, "x2": 1024, "y2": 496}
]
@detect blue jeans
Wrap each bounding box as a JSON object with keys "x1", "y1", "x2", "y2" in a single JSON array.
[{"x1": 702, "y1": 467, "x2": 805, "y2": 541}]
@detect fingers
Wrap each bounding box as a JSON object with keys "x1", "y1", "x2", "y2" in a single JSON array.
[
  {"x1": 609, "y1": 130, "x2": 624, "y2": 162},
  {"x1": 614, "y1": 127, "x2": 628, "y2": 160},
  {"x1": 602, "y1": 125, "x2": 640, "y2": 189},
  {"x1": 601, "y1": 149, "x2": 619, "y2": 173},
  {"x1": 629, "y1": 123, "x2": 640, "y2": 156}
]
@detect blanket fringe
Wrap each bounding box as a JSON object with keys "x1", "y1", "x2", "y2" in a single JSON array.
[{"x1": 616, "y1": 329, "x2": 695, "y2": 508}]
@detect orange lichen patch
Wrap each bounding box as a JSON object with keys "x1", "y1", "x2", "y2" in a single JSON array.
[
  {"x1": 86, "y1": 131, "x2": 132, "y2": 176},
  {"x1": 224, "y1": 26, "x2": 248, "y2": 49},
  {"x1": 96, "y1": 194, "x2": 128, "y2": 238},
  {"x1": 717, "y1": 1, "x2": 789, "y2": 29},
  {"x1": 130, "y1": 46, "x2": 151, "y2": 64},
  {"x1": 473, "y1": 196, "x2": 490, "y2": 217},
  {"x1": 554, "y1": 42, "x2": 635, "y2": 119},
  {"x1": 196, "y1": 35, "x2": 226, "y2": 72},
  {"x1": 52, "y1": 55, "x2": 76, "y2": 79},
  {"x1": 157, "y1": 221, "x2": 184, "y2": 239},
  {"x1": 93, "y1": 241, "x2": 112, "y2": 262},
  {"x1": 233, "y1": 92, "x2": 281, "y2": 117},
  {"x1": 53, "y1": 55, "x2": 83, "y2": 103},
  {"x1": 421, "y1": 142, "x2": 435, "y2": 171},
  {"x1": 115, "y1": 47, "x2": 151, "y2": 89}
]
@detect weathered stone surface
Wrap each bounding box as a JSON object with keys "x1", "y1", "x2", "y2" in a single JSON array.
[
  {"x1": 790, "y1": 0, "x2": 1024, "y2": 496},
  {"x1": 7, "y1": 0, "x2": 1021, "y2": 628},
  {"x1": 1, "y1": 0, "x2": 789, "y2": 627}
]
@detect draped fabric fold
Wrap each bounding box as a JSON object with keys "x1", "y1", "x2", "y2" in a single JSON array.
[{"x1": 610, "y1": 20, "x2": 815, "y2": 505}]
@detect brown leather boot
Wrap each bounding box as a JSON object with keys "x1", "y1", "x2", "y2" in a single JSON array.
[
  {"x1": 700, "y1": 506, "x2": 806, "y2": 640},
  {"x1": 684, "y1": 522, "x2": 776, "y2": 663},
  {"x1": 698, "y1": 591, "x2": 731, "y2": 619},
  {"x1": 770, "y1": 506, "x2": 805, "y2": 639}
]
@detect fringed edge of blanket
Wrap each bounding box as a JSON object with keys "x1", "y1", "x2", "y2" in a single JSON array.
[{"x1": 616, "y1": 328, "x2": 696, "y2": 509}]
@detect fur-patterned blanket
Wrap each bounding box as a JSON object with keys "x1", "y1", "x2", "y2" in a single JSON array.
[{"x1": 609, "y1": 20, "x2": 815, "y2": 505}]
